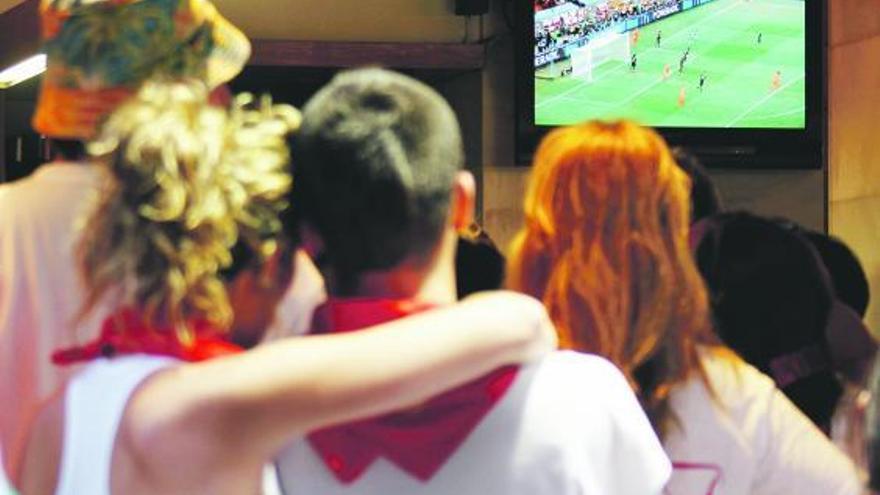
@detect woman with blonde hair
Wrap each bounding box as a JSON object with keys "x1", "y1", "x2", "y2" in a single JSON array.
[
  {"x1": 508, "y1": 120, "x2": 861, "y2": 494},
  {"x1": 17, "y1": 81, "x2": 555, "y2": 495}
]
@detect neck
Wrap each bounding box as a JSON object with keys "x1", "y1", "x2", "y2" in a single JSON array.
[{"x1": 328, "y1": 230, "x2": 458, "y2": 306}]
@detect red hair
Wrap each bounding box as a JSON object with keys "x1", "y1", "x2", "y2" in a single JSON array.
[{"x1": 508, "y1": 120, "x2": 714, "y2": 435}]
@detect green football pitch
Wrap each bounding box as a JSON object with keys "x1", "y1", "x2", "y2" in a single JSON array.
[{"x1": 535, "y1": 0, "x2": 805, "y2": 128}]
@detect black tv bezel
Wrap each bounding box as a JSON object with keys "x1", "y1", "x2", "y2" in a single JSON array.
[{"x1": 515, "y1": 0, "x2": 827, "y2": 169}]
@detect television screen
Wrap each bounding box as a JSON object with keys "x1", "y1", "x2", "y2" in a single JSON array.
[{"x1": 533, "y1": 0, "x2": 806, "y2": 129}]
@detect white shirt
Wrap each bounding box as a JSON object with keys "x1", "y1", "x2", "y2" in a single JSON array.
[
  {"x1": 0, "y1": 163, "x2": 104, "y2": 476},
  {"x1": 275, "y1": 351, "x2": 671, "y2": 495},
  {"x1": 664, "y1": 350, "x2": 862, "y2": 495}
]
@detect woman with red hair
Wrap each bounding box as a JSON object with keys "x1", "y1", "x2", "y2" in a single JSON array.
[{"x1": 508, "y1": 120, "x2": 861, "y2": 494}]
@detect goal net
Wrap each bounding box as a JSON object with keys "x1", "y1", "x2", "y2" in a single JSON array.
[{"x1": 571, "y1": 31, "x2": 631, "y2": 82}]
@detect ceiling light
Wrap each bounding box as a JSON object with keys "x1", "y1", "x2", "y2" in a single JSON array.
[{"x1": 0, "y1": 54, "x2": 46, "y2": 89}]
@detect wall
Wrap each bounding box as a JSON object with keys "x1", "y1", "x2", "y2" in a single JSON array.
[
  {"x1": 828, "y1": 0, "x2": 880, "y2": 332},
  {"x1": 216, "y1": 0, "x2": 470, "y2": 43}
]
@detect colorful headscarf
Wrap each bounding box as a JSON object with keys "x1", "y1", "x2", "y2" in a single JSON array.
[{"x1": 32, "y1": 0, "x2": 250, "y2": 139}]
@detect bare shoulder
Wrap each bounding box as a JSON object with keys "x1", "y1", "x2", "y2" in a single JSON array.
[
  {"x1": 114, "y1": 364, "x2": 265, "y2": 492},
  {"x1": 19, "y1": 391, "x2": 65, "y2": 495}
]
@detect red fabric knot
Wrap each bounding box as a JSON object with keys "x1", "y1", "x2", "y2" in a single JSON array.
[
  {"x1": 52, "y1": 308, "x2": 242, "y2": 365},
  {"x1": 307, "y1": 298, "x2": 520, "y2": 484},
  {"x1": 671, "y1": 461, "x2": 724, "y2": 495}
]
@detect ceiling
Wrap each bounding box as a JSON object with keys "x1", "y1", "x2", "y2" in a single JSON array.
[{"x1": 0, "y1": 0, "x2": 23, "y2": 14}]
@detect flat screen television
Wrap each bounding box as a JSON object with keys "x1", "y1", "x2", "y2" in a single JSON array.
[{"x1": 515, "y1": 0, "x2": 826, "y2": 168}]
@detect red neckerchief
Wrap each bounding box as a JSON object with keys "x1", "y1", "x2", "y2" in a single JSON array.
[
  {"x1": 307, "y1": 298, "x2": 519, "y2": 484},
  {"x1": 52, "y1": 308, "x2": 242, "y2": 365},
  {"x1": 671, "y1": 461, "x2": 723, "y2": 495}
]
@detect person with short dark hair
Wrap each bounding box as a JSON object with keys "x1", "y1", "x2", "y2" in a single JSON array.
[
  {"x1": 693, "y1": 213, "x2": 845, "y2": 430},
  {"x1": 276, "y1": 68, "x2": 670, "y2": 495},
  {"x1": 868, "y1": 357, "x2": 880, "y2": 491},
  {"x1": 672, "y1": 147, "x2": 724, "y2": 223},
  {"x1": 801, "y1": 230, "x2": 876, "y2": 478},
  {"x1": 455, "y1": 225, "x2": 506, "y2": 299},
  {"x1": 804, "y1": 231, "x2": 871, "y2": 319}
]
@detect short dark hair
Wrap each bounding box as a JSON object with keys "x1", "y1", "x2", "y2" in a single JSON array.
[
  {"x1": 802, "y1": 230, "x2": 870, "y2": 318},
  {"x1": 455, "y1": 228, "x2": 505, "y2": 299},
  {"x1": 694, "y1": 212, "x2": 842, "y2": 429},
  {"x1": 290, "y1": 68, "x2": 463, "y2": 293},
  {"x1": 51, "y1": 139, "x2": 88, "y2": 161},
  {"x1": 672, "y1": 147, "x2": 723, "y2": 223}
]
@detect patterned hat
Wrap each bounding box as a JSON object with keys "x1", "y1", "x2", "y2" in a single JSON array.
[{"x1": 33, "y1": 0, "x2": 251, "y2": 139}]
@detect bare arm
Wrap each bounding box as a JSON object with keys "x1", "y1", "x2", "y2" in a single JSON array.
[{"x1": 126, "y1": 291, "x2": 555, "y2": 483}]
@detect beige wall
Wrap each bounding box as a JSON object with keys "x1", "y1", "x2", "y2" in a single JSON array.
[{"x1": 828, "y1": 0, "x2": 880, "y2": 331}]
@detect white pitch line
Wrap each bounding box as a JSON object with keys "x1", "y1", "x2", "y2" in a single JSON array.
[
  {"x1": 547, "y1": 95, "x2": 618, "y2": 108},
  {"x1": 746, "y1": 105, "x2": 805, "y2": 120},
  {"x1": 535, "y1": 62, "x2": 631, "y2": 109},
  {"x1": 724, "y1": 72, "x2": 804, "y2": 127}
]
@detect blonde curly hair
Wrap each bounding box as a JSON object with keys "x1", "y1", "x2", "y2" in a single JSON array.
[{"x1": 78, "y1": 80, "x2": 299, "y2": 343}]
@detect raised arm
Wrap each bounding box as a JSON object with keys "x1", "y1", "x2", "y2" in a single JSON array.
[{"x1": 126, "y1": 290, "x2": 555, "y2": 481}]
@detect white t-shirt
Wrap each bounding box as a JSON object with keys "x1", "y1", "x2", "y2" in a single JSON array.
[
  {"x1": 0, "y1": 163, "x2": 104, "y2": 476},
  {"x1": 664, "y1": 350, "x2": 862, "y2": 495},
  {"x1": 275, "y1": 351, "x2": 671, "y2": 495}
]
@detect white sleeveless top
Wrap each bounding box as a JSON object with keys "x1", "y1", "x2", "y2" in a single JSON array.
[
  {"x1": 55, "y1": 355, "x2": 283, "y2": 495},
  {"x1": 56, "y1": 355, "x2": 176, "y2": 495}
]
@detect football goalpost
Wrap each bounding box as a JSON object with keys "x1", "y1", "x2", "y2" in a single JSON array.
[{"x1": 571, "y1": 31, "x2": 632, "y2": 82}]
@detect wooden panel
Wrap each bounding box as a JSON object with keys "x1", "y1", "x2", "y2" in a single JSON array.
[
  {"x1": 0, "y1": 0, "x2": 26, "y2": 15},
  {"x1": 829, "y1": 36, "x2": 880, "y2": 202},
  {"x1": 830, "y1": 0, "x2": 880, "y2": 47},
  {"x1": 250, "y1": 40, "x2": 484, "y2": 70},
  {"x1": 215, "y1": 0, "x2": 466, "y2": 43},
  {"x1": 0, "y1": 0, "x2": 39, "y2": 70}
]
